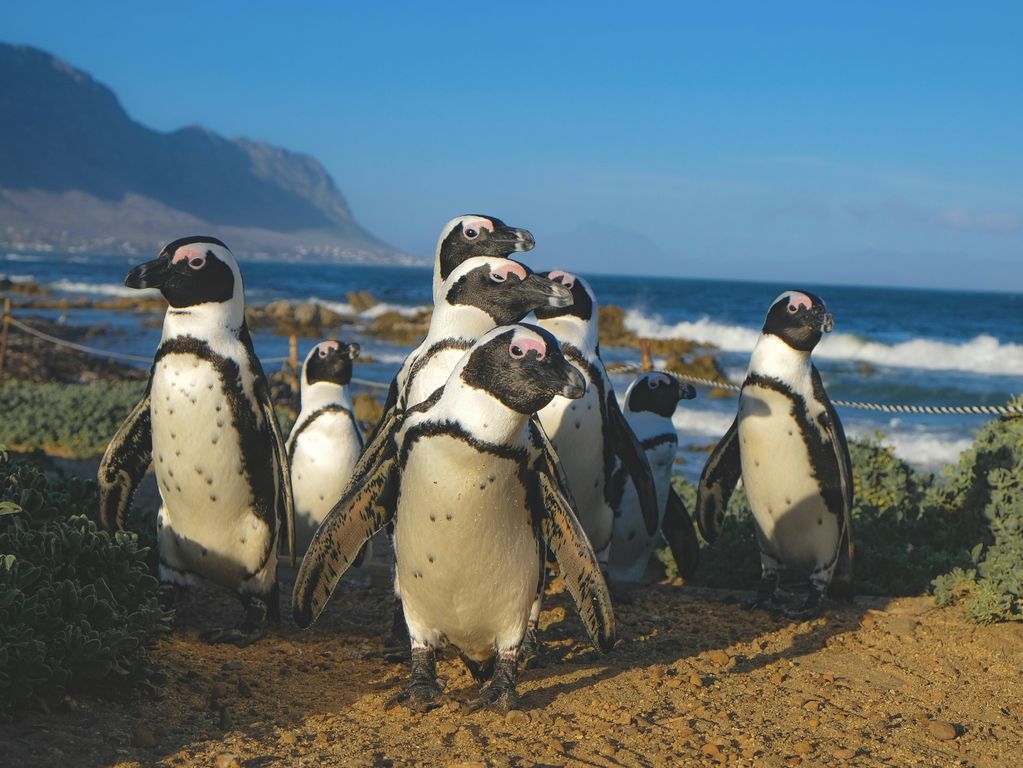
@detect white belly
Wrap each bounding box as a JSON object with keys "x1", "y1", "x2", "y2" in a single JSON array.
[
  {"x1": 290, "y1": 412, "x2": 362, "y2": 553},
  {"x1": 738, "y1": 385, "x2": 838, "y2": 569},
  {"x1": 609, "y1": 436, "x2": 676, "y2": 582},
  {"x1": 150, "y1": 353, "x2": 273, "y2": 589},
  {"x1": 395, "y1": 435, "x2": 539, "y2": 661},
  {"x1": 537, "y1": 383, "x2": 613, "y2": 555},
  {"x1": 402, "y1": 347, "x2": 466, "y2": 408}
]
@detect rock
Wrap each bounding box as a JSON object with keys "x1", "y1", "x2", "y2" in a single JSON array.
[
  {"x1": 312, "y1": 732, "x2": 330, "y2": 748},
  {"x1": 222, "y1": 660, "x2": 244, "y2": 672},
  {"x1": 219, "y1": 705, "x2": 234, "y2": 730},
  {"x1": 237, "y1": 680, "x2": 252, "y2": 698},
  {"x1": 793, "y1": 741, "x2": 813, "y2": 754},
  {"x1": 700, "y1": 743, "x2": 720, "y2": 757},
  {"x1": 215, "y1": 755, "x2": 243, "y2": 768},
  {"x1": 505, "y1": 709, "x2": 529, "y2": 726},
  {"x1": 706, "y1": 649, "x2": 731, "y2": 667},
  {"x1": 689, "y1": 674, "x2": 704, "y2": 688},
  {"x1": 833, "y1": 747, "x2": 856, "y2": 760},
  {"x1": 926, "y1": 720, "x2": 959, "y2": 740},
  {"x1": 210, "y1": 682, "x2": 229, "y2": 701},
  {"x1": 438, "y1": 721, "x2": 458, "y2": 739},
  {"x1": 130, "y1": 724, "x2": 157, "y2": 748},
  {"x1": 279, "y1": 731, "x2": 299, "y2": 746}
]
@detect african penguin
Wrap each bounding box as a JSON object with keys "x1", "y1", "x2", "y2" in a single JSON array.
[
  {"x1": 533, "y1": 272, "x2": 661, "y2": 573},
  {"x1": 98, "y1": 236, "x2": 295, "y2": 646},
  {"x1": 370, "y1": 256, "x2": 571, "y2": 657},
  {"x1": 696, "y1": 291, "x2": 854, "y2": 617},
  {"x1": 294, "y1": 324, "x2": 615, "y2": 713},
  {"x1": 287, "y1": 340, "x2": 364, "y2": 556},
  {"x1": 608, "y1": 372, "x2": 700, "y2": 584},
  {"x1": 431, "y1": 214, "x2": 535, "y2": 302}
]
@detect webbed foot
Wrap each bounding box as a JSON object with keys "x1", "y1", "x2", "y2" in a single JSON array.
[
  {"x1": 745, "y1": 575, "x2": 783, "y2": 613},
  {"x1": 202, "y1": 590, "x2": 273, "y2": 647},
  {"x1": 202, "y1": 624, "x2": 265, "y2": 648},
  {"x1": 469, "y1": 652, "x2": 519, "y2": 713},
  {"x1": 389, "y1": 646, "x2": 444, "y2": 712},
  {"x1": 783, "y1": 586, "x2": 827, "y2": 620}
]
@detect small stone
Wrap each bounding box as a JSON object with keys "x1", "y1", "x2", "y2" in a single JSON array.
[
  {"x1": 438, "y1": 721, "x2": 458, "y2": 738},
  {"x1": 701, "y1": 743, "x2": 721, "y2": 757},
  {"x1": 926, "y1": 720, "x2": 958, "y2": 740},
  {"x1": 237, "y1": 680, "x2": 252, "y2": 698},
  {"x1": 312, "y1": 732, "x2": 329, "y2": 748},
  {"x1": 215, "y1": 755, "x2": 243, "y2": 768},
  {"x1": 222, "y1": 660, "x2": 243, "y2": 672},
  {"x1": 219, "y1": 705, "x2": 234, "y2": 730},
  {"x1": 615, "y1": 710, "x2": 632, "y2": 726},
  {"x1": 833, "y1": 747, "x2": 856, "y2": 760},
  {"x1": 210, "y1": 682, "x2": 229, "y2": 701},
  {"x1": 689, "y1": 674, "x2": 704, "y2": 688},
  {"x1": 861, "y1": 615, "x2": 875, "y2": 629},
  {"x1": 279, "y1": 731, "x2": 298, "y2": 746},
  {"x1": 130, "y1": 725, "x2": 157, "y2": 748},
  {"x1": 547, "y1": 737, "x2": 567, "y2": 753},
  {"x1": 793, "y1": 741, "x2": 813, "y2": 754},
  {"x1": 807, "y1": 718, "x2": 820, "y2": 728},
  {"x1": 706, "y1": 650, "x2": 731, "y2": 667},
  {"x1": 505, "y1": 709, "x2": 529, "y2": 726}
]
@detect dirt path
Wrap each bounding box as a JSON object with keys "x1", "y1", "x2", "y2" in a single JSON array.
[{"x1": 3, "y1": 571, "x2": 1021, "y2": 768}]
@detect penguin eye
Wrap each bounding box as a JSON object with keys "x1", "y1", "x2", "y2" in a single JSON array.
[
  {"x1": 490, "y1": 270, "x2": 507, "y2": 283},
  {"x1": 649, "y1": 379, "x2": 660, "y2": 389},
  {"x1": 787, "y1": 304, "x2": 799, "y2": 314},
  {"x1": 188, "y1": 256, "x2": 206, "y2": 270},
  {"x1": 318, "y1": 348, "x2": 329, "y2": 358},
  {"x1": 509, "y1": 344, "x2": 525, "y2": 359},
  {"x1": 464, "y1": 227, "x2": 479, "y2": 240}
]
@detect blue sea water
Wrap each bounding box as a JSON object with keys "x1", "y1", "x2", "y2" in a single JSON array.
[{"x1": 3, "y1": 251, "x2": 1020, "y2": 479}]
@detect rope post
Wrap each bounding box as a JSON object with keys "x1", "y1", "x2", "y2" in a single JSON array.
[
  {"x1": 639, "y1": 338, "x2": 653, "y2": 373},
  {"x1": 0, "y1": 299, "x2": 11, "y2": 380},
  {"x1": 288, "y1": 334, "x2": 300, "y2": 410}
]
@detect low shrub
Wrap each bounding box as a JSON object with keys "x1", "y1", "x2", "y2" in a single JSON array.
[{"x1": 0, "y1": 450, "x2": 167, "y2": 719}]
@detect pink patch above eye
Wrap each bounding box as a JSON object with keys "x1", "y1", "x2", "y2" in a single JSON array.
[
  {"x1": 788, "y1": 294, "x2": 812, "y2": 312},
  {"x1": 172, "y1": 247, "x2": 203, "y2": 265},
  {"x1": 549, "y1": 270, "x2": 576, "y2": 288},
  {"x1": 510, "y1": 336, "x2": 546, "y2": 360},
  {"x1": 492, "y1": 262, "x2": 527, "y2": 282}
]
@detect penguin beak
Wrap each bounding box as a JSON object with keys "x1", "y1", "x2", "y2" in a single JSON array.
[
  {"x1": 490, "y1": 226, "x2": 535, "y2": 253},
  {"x1": 521, "y1": 273, "x2": 574, "y2": 309},
  {"x1": 125, "y1": 257, "x2": 173, "y2": 289},
  {"x1": 559, "y1": 364, "x2": 586, "y2": 400}
]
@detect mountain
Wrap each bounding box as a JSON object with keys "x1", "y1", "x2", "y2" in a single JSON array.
[{"x1": 0, "y1": 43, "x2": 412, "y2": 263}]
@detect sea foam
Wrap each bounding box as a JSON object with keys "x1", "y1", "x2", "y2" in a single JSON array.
[
  {"x1": 50, "y1": 279, "x2": 159, "y2": 298},
  {"x1": 625, "y1": 309, "x2": 1023, "y2": 376}
]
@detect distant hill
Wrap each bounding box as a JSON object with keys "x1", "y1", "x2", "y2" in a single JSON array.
[{"x1": 0, "y1": 43, "x2": 412, "y2": 263}]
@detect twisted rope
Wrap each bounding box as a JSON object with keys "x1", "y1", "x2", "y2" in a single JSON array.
[
  {"x1": 609, "y1": 361, "x2": 1023, "y2": 417},
  {"x1": 7, "y1": 318, "x2": 392, "y2": 390}
]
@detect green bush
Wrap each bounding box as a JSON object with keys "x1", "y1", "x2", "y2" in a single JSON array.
[
  {"x1": 0, "y1": 381, "x2": 147, "y2": 457},
  {"x1": 931, "y1": 400, "x2": 1023, "y2": 623},
  {"x1": 0, "y1": 450, "x2": 168, "y2": 719}
]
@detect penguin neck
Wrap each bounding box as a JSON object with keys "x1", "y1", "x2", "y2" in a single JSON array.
[
  {"x1": 434, "y1": 378, "x2": 529, "y2": 447},
  {"x1": 747, "y1": 334, "x2": 813, "y2": 388},
  {"x1": 161, "y1": 297, "x2": 245, "y2": 344},
  {"x1": 537, "y1": 315, "x2": 597, "y2": 355},
  {"x1": 299, "y1": 380, "x2": 353, "y2": 415},
  {"x1": 425, "y1": 303, "x2": 497, "y2": 344}
]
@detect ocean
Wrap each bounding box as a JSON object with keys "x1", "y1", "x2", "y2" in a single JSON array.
[{"x1": 3, "y1": 251, "x2": 1020, "y2": 480}]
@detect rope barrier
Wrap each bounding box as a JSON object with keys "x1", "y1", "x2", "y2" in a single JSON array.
[
  {"x1": 2, "y1": 314, "x2": 1017, "y2": 412},
  {"x1": 609, "y1": 361, "x2": 1023, "y2": 417},
  {"x1": 5, "y1": 318, "x2": 393, "y2": 390}
]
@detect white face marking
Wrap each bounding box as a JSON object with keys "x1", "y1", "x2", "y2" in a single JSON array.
[{"x1": 647, "y1": 372, "x2": 672, "y2": 388}]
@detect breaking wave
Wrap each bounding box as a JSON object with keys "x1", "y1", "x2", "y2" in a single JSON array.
[
  {"x1": 624, "y1": 309, "x2": 1023, "y2": 376},
  {"x1": 50, "y1": 279, "x2": 159, "y2": 297}
]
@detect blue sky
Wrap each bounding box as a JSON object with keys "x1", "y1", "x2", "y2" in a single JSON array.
[{"x1": 2, "y1": 2, "x2": 1021, "y2": 290}]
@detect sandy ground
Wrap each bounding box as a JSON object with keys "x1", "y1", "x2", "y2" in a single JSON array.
[{"x1": 3, "y1": 562, "x2": 1021, "y2": 768}]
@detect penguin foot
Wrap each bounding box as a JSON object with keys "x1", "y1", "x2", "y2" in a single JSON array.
[
  {"x1": 158, "y1": 583, "x2": 180, "y2": 614},
  {"x1": 383, "y1": 599, "x2": 411, "y2": 662},
  {"x1": 201, "y1": 624, "x2": 265, "y2": 648},
  {"x1": 745, "y1": 576, "x2": 783, "y2": 613},
  {"x1": 783, "y1": 588, "x2": 827, "y2": 620},
  {"x1": 518, "y1": 625, "x2": 546, "y2": 670},
  {"x1": 390, "y1": 646, "x2": 444, "y2": 712},
  {"x1": 469, "y1": 654, "x2": 519, "y2": 713}
]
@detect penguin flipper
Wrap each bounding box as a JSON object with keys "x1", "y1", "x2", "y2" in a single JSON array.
[
  {"x1": 292, "y1": 417, "x2": 400, "y2": 629},
  {"x1": 812, "y1": 367, "x2": 855, "y2": 599},
  {"x1": 97, "y1": 384, "x2": 153, "y2": 532},
  {"x1": 695, "y1": 416, "x2": 741, "y2": 543},
  {"x1": 662, "y1": 486, "x2": 700, "y2": 580},
  {"x1": 530, "y1": 422, "x2": 615, "y2": 653},
  {"x1": 259, "y1": 378, "x2": 296, "y2": 567},
  {"x1": 605, "y1": 387, "x2": 660, "y2": 536}
]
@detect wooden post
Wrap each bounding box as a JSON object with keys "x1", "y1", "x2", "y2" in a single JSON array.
[
  {"x1": 639, "y1": 338, "x2": 653, "y2": 373},
  {"x1": 288, "y1": 334, "x2": 300, "y2": 411},
  {"x1": 0, "y1": 299, "x2": 11, "y2": 380}
]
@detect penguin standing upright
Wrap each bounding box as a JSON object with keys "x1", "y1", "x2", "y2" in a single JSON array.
[
  {"x1": 98, "y1": 236, "x2": 294, "y2": 646},
  {"x1": 287, "y1": 340, "x2": 363, "y2": 556},
  {"x1": 608, "y1": 372, "x2": 700, "y2": 584},
  {"x1": 697, "y1": 291, "x2": 854, "y2": 617},
  {"x1": 533, "y1": 272, "x2": 661, "y2": 571},
  {"x1": 294, "y1": 324, "x2": 614, "y2": 712}
]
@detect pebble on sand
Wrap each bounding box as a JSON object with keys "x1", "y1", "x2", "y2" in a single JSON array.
[
  {"x1": 215, "y1": 755, "x2": 243, "y2": 768},
  {"x1": 926, "y1": 719, "x2": 959, "y2": 740}
]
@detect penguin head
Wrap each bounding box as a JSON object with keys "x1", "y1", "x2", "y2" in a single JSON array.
[
  {"x1": 303, "y1": 340, "x2": 360, "y2": 388},
  {"x1": 440, "y1": 257, "x2": 573, "y2": 325},
  {"x1": 125, "y1": 236, "x2": 240, "y2": 310},
  {"x1": 435, "y1": 215, "x2": 535, "y2": 284},
  {"x1": 762, "y1": 290, "x2": 834, "y2": 352},
  {"x1": 531, "y1": 271, "x2": 595, "y2": 323},
  {"x1": 459, "y1": 324, "x2": 586, "y2": 414},
  {"x1": 626, "y1": 372, "x2": 697, "y2": 417}
]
